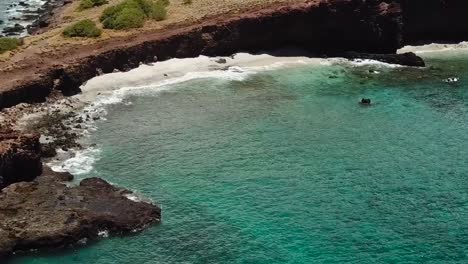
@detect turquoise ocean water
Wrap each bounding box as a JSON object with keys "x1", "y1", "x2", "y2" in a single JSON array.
[{"x1": 11, "y1": 53, "x2": 468, "y2": 263}]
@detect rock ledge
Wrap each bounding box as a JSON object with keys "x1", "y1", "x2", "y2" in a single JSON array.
[{"x1": 0, "y1": 167, "x2": 161, "y2": 260}]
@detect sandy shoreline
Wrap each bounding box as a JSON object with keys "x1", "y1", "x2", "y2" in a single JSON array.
[
  {"x1": 399, "y1": 41, "x2": 468, "y2": 55},
  {"x1": 78, "y1": 52, "x2": 328, "y2": 102}
]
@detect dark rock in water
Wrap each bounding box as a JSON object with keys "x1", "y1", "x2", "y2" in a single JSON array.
[
  {"x1": 343, "y1": 52, "x2": 425, "y2": 67},
  {"x1": 21, "y1": 14, "x2": 41, "y2": 22},
  {"x1": 360, "y1": 98, "x2": 371, "y2": 105},
  {"x1": 18, "y1": 1, "x2": 30, "y2": 7},
  {"x1": 38, "y1": 19, "x2": 50, "y2": 28},
  {"x1": 215, "y1": 58, "x2": 227, "y2": 64},
  {"x1": 2, "y1": 24, "x2": 25, "y2": 35},
  {"x1": 0, "y1": 167, "x2": 161, "y2": 260},
  {"x1": 40, "y1": 143, "x2": 57, "y2": 158},
  {"x1": 0, "y1": 20, "x2": 4, "y2": 25},
  {"x1": 0, "y1": 129, "x2": 42, "y2": 190}
]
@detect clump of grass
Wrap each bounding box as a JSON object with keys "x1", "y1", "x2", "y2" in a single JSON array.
[
  {"x1": 0, "y1": 37, "x2": 22, "y2": 54},
  {"x1": 78, "y1": 0, "x2": 108, "y2": 10},
  {"x1": 150, "y1": 0, "x2": 167, "y2": 21},
  {"x1": 100, "y1": 0, "x2": 169, "y2": 29},
  {"x1": 63, "y1": 19, "x2": 102, "y2": 38},
  {"x1": 158, "y1": 0, "x2": 170, "y2": 6}
]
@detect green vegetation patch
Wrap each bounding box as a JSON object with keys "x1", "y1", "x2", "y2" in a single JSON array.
[
  {"x1": 63, "y1": 19, "x2": 102, "y2": 38},
  {"x1": 78, "y1": 0, "x2": 109, "y2": 10},
  {"x1": 0, "y1": 37, "x2": 22, "y2": 54},
  {"x1": 100, "y1": 0, "x2": 168, "y2": 30}
]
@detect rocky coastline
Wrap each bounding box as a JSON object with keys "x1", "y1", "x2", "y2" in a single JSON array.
[
  {"x1": 2, "y1": 0, "x2": 468, "y2": 110},
  {"x1": 1, "y1": 0, "x2": 404, "y2": 109},
  {"x1": 1, "y1": 0, "x2": 468, "y2": 260},
  {"x1": 0, "y1": 167, "x2": 161, "y2": 260}
]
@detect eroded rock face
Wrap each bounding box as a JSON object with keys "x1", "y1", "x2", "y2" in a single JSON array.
[
  {"x1": 0, "y1": 167, "x2": 161, "y2": 260},
  {"x1": 0, "y1": 129, "x2": 42, "y2": 189}
]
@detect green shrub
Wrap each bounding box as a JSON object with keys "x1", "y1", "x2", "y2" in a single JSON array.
[
  {"x1": 150, "y1": 0, "x2": 167, "y2": 21},
  {"x1": 78, "y1": 0, "x2": 108, "y2": 10},
  {"x1": 158, "y1": 0, "x2": 170, "y2": 7},
  {"x1": 109, "y1": 8, "x2": 146, "y2": 29},
  {"x1": 63, "y1": 19, "x2": 102, "y2": 38},
  {"x1": 100, "y1": 0, "x2": 168, "y2": 29},
  {"x1": 0, "y1": 37, "x2": 22, "y2": 54}
]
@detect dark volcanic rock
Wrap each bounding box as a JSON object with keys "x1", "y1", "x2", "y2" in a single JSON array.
[
  {"x1": 18, "y1": 1, "x2": 30, "y2": 7},
  {"x1": 343, "y1": 51, "x2": 425, "y2": 67},
  {"x1": 399, "y1": 0, "x2": 468, "y2": 44},
  {"x1": 0, "y1": 167, "x2": 161, "y2": 260},
  {"x1": 0, "y1": 129, "x2": 42, "y2": 189},
  {"x1": 2, "y1": 24, "x2": 25, "y2": 35}
]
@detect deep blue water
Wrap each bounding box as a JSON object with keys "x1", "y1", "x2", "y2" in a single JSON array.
[{"x1": 11, "y1": 53, "x2": 468, "y2": 263}]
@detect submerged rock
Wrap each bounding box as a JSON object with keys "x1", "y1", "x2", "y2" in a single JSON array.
[
  {"x1": 343, "y1": 52, "x2": 425, "y2": 67},
  {"x1": 2, "y1": 24, "x2": 25, "y2": 35},
  {"x1": 215, "y1": 58, "x2": 227, "y2": 64},
  {"x1": 0, "y1": 167, "x2": 161, "y2": 260},
  {"x1": 360, "y1": 98, "x2": 372, "y2": 105}
]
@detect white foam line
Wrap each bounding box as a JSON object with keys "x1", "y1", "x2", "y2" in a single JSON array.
[{"x1": 48, "y1": 147, "x2": 101, "y2": 175}]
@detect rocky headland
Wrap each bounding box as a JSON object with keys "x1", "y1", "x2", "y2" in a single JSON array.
[
  {"x1": 0, "y1": 123, "x2": 161, "y2": 261},
  {"x1": 0, "y1": 167, "x2": 161, "y2": 260}
]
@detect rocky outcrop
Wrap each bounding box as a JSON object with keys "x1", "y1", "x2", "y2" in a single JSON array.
[
  {"x1": 0, "y1": 167, "x2": 161, "y2": 260},
  {"x1": 343, "y1": 51, "x2": 425, "y2": 67},
  {"x1": 0, "y1": 129, "x2": 42, "y2": 189}
]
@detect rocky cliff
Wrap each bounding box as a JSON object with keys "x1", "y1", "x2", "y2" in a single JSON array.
[
  {"x1": 400, "y1": 0, "x2": 468, "y2": 44},
  {"x1": 0, "y1": 129, "x2": 42, "y2": 189},
  {"x1": 0, "y1": 0, "x2": 403, "y2": 109}
]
